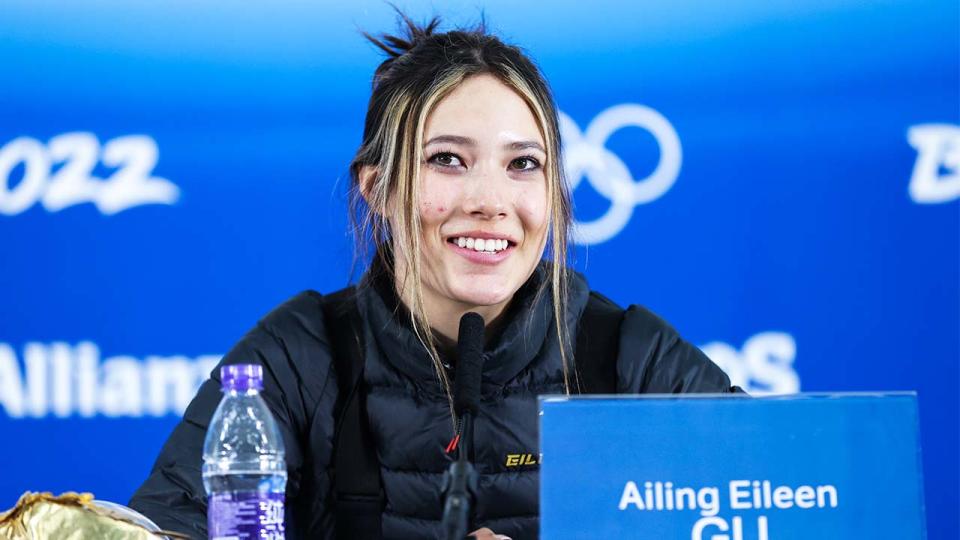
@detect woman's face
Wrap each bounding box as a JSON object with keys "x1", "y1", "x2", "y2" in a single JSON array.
[{"x1": 400, "y1": 74, "x2": 549, "y2": 320}]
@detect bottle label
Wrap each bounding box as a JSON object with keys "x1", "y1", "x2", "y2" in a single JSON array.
[{"x1": 208, "y1": 491, "x2": 285, "y2": 540}]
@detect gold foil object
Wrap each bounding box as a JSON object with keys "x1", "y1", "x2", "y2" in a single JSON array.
[{"x1": 0, "y1": 492, "x2": 187, "y2": 540}]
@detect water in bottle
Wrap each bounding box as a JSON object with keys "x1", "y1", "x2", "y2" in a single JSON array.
[{"x1": 202, "y1": 364, "x2": 287, "y2": 540}]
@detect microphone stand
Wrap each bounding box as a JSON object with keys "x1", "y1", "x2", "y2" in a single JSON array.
[
  {"x1": 441, "y1": 411, "x2": 478, "y2": 540},
  {"x1": 442, "y1": 312, "x2": 484, "y2": 540}
]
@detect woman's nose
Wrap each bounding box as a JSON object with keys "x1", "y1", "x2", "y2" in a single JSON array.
[{"x1": 462, "y1": 170, "x2": 508, "y2": 219}]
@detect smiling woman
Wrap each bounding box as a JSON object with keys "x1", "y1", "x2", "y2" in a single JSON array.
[
  {"x1": 361, "y1": 73, "x2": 555, "y2": 387},
  {"x1": 128, "y1": 10, "x2": 740, "y2": 540},
  {"x1": 350, "y1": 25, "x2": 573, "y2": 406}
]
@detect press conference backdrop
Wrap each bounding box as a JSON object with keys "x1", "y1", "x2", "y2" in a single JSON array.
[{"x1": 1, "y1": 0, "x2": 957, "y2": 536}]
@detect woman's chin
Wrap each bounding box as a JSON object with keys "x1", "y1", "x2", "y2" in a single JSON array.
[{"x1": 448, "y1": 282, "x2": 513, "y2": 308}]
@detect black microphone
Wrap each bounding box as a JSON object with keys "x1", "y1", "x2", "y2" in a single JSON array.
[
  {"x1": 441, "y1": 312, "x2": 484, "y2": 540},
  {"x1": 454, "y1": 312, "x2": 484, "y2": 418}
]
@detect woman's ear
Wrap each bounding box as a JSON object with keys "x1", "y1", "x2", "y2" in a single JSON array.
[
  {"x1": 360, "y1": 165, "x2": 396, "y2": 218},
  {"x1": 358, "y1": 164, "x2": 378, "y2": 204}
]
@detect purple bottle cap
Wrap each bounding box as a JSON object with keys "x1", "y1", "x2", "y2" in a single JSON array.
[{"x1": 220, "y1": 364, "x2": 264, "y2": 392}]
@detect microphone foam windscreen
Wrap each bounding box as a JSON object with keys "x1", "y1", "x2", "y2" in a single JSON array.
[{"x1": 454, "y1": 312, "x2": 485, "y2": 415}]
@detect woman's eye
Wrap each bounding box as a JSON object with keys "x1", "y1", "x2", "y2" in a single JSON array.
[
  {"x1": 509, "y1": 156, "x2": 541, "y2": 171},
  {"x1": 429, "y1": 152, "x2": 464, "y2": 168}
]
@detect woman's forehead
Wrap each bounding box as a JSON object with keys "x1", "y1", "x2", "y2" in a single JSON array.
[{"x1": 423, "y1": 74, "x2": 545, "y2": 149}]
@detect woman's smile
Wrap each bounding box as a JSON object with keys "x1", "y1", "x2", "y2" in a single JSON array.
[{"x1": 445, "y1": 231, "x2": 518, "y2": 266}]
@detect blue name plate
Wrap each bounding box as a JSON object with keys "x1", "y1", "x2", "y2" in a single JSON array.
[{"x1": 539, "y1": 393, "x2": 925, "y2": 539}]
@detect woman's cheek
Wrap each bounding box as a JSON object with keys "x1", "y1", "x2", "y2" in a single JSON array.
[
  {"x1": 418, "y1": 174, "x2": 457, "y2": 224},
  {"x1": 515, "y1": 183, "x2": 549, "y2": 234},
  {"x1": 419, "y1": 199, "x2": 448, "y2": 224}
]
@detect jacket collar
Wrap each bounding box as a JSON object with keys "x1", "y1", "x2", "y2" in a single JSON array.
[{"x1": 356, "y1": 261, "x2": 590, "y2": 390}]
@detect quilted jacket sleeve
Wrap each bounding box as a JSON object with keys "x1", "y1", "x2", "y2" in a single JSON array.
[
  {"x1": 616, "y1": 304, "x2": 741, "y2": 394},
  {"x1": 128, "y1": 291, "x2": 339, "y2": 539}
]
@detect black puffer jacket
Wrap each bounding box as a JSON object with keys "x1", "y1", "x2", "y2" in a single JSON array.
[{"x1": 129, "y1": 264, "x2": 735, "y2": 539}]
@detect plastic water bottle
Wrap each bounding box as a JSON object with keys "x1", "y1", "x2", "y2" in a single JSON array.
[{"x1": 202, "y1": 364, "x2": 287, "y2": 540}]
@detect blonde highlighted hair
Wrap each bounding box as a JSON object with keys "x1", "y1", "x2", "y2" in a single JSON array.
[{"x1": 349, "y1": 13, "x2": 575, "y2": 418}]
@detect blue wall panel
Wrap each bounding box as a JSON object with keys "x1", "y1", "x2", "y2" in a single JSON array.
[{"x1": 1, "y1": 0, "x2": 956, "y2": 536}]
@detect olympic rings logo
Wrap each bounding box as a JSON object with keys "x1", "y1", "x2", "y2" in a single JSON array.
[{"x1": 560, "y1": 104, "x2": 682, "y2": 245}]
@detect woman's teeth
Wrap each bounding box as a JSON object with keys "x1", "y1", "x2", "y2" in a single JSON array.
[{"x1": 453, "y1": 237, "x2": 510, "y2": 252}]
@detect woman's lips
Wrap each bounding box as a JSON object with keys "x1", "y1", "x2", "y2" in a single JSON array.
[{"x1": 446, "y1": 239, "x2": 514, "y2": 266}]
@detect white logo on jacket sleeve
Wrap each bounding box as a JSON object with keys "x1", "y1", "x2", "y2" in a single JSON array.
[
  {"x1": 560, "y1": 104, "x2": 682, "y2": 245},
  {"x1": 0, "y1": 133, "x2": 179, "y2": 215},
  {"x1": 907, "y1": 124, "x2": 960, "y2": 203},
  {"x1": 700, "y1": 332, "x2": 800, "y2": 395}
]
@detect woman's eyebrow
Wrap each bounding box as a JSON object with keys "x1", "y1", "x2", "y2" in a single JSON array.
[
  {"x1": 423, "y1": 135, "x2": 545, "y2": 154},
  {"x1": 425, "y1": 134, "x2": 476, "y2": 146},
  {"x1": 505, "y1": 140, "x2": 546, "y2": 153}
]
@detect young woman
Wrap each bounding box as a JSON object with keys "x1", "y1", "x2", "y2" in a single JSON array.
[{"x1": 130, "y1": 14, "x2": 737, "y2": 540}]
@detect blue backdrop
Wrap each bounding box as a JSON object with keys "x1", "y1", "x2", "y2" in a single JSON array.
[{"x1": 1, "y1": 0, "x2": 957, "y2": 537}]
